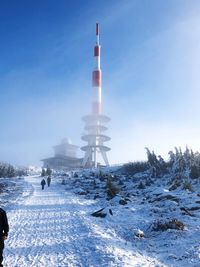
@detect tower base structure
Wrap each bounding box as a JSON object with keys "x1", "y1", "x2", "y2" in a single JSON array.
[{"x1": 81, "y1": 114, "x2": 110, "y2": 168}]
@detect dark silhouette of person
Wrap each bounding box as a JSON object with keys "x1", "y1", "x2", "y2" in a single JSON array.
[
  {"x1": 0, "y1": 208, "x2": 9, "y2": 267},
  {"x1": 41, "y1": 178, "x2": 46, "y2": 190},
  {"x1": 47, "y1": 176, "x2": 51, "y2": 187}
]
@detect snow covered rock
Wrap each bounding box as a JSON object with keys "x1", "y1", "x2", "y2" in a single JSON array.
[
  {"x1": 135, "y1": 229, "x2": 145, "y2": 238},
  {"x1": 91, "y1": 207, "x2": 113, "y2": 218}
]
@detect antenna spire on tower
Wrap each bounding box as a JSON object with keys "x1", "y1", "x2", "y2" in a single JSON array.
[{"x1": 96, "y1": 23, "x2": 100, "y2": 45}]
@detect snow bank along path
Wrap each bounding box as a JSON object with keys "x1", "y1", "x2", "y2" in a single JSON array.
[{"x1": 4, "y1": 176, "x2": 150, "y2": 267}]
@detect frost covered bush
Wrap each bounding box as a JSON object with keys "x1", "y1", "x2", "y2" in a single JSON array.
[
  {"x1": 146, "y1": 147, "x2": 200, "y2": 184},
  {"x1": 183, "y1": 181, "x2": 193, "y2": 192},
  {"x1": 152, "y1": 219, "x2": 185, "y2": 231},
  {"x1": 123, "y1": 161, "x2": 149, "y2": 175},
  {"x1": 168, "y1": 179, "x2": 181, "y2": 191},
  {"x1": 0, "y1": 162, "x2": 27, "y2": 178},
  {"x1": 0, "y1": 163, "x2": 16, "y2": 178},
  {"x1": 123, "y1": 146, "x2": 200, "y2": 190},
  {"x1": 106, "y1": 176, "x2": 119, "y2": 199},
  {"x1": 145, "y1": 148, "x2": 168, "y2": 177},
  {"x1": 190, "y1": 165, "x2": 200, "y2": 179},
  {"x1": 145, "y1": 179, "x2": 153, "y2": 186},
  {"x1": 138, "y1": 181, "x2": 145, "y2": 189}
]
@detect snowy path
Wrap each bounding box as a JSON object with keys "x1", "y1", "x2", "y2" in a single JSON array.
[{"x1": 4, "y1": 176, "x2": 148, "y2": 267}]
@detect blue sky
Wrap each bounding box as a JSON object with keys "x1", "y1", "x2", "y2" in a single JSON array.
[{"x1": 0, "y1": 0, "x2": 200, "y2": 166}]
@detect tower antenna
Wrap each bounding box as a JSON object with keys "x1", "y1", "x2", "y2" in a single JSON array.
[{"x1": 81, "y1": 23, "x2": 111, "y2": 168}]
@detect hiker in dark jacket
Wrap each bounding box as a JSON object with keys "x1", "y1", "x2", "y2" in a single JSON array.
[
  {"x1": 0, "y1": 208, "x2": 9, "y2": 267},
  {"x1": 41, "y1": 178, "x2": 46, "y2": 190},
  {"x1": 47, "y1": 176, "x2": 51, "y2": 187}
]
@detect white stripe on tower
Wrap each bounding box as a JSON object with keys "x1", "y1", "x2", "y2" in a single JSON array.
[{"x1": 92, "y1": 23, "x2": 102, "y2": 115}]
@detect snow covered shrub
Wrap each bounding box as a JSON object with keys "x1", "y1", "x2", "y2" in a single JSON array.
[
  {"x1": 0, "y1": 163, "x2": 27, "y2": 178},
  {"x1": 183, "y1": 181, "x2": 193, "y2": 192},
  {"x1": 73, "y1": 172, "x2": 79, "y2": 178},
  {"x1": 145, "y1": 179, "x2": 153, "y2": 186},
  {"x1": 145, "y1": 148, "x2": 167, "y2": 177},
  {"x1": 124, "y1": 146, "x2": 200, "y2": 186},
  {"x1": 15, "y1": 168, "x2": 28, "y2": 176},
  {"x1": 106, "y1": 176, "x2": 119, "y2": 199},
  {"x1": 0, "y1": 162, "x2": 16, "y2": 178},
  {"x1": 138, "y1": 181, "x2": 145, "y2": 189},
  {"x1": 152, "y1": 219, "x2": 185, "y2": 231},
  {"x1": 98, "y1": 173, "x2": 106, "y2": 181},
  {"x1": 168, "y1": 179, "x2": 181, "y2": 191},
  {"x1": 146, "y1": 147, "x2": 200, "y2": 184},
  {"x1": 169, "y1": 147, "x2": 200, "y2": 179},
  {"x1": 61, "y1": 179, "x2": 66, "y2": 185},
  {"x1": 190, "y1": 165, "x2": 200, "y2": 179},
  {"x1": 123, "y1": 161, "x2": 149, "y2": 175}
]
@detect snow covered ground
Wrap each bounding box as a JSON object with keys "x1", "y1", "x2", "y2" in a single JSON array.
[{"x1": 1, "y1": 169, "x2": 200, "y2": 267}]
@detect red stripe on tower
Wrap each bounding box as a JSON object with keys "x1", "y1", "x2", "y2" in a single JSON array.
[
  {"x1": 96, "y1": 23, "x2": 99, "y2": 35},
  {"x1": 92, "y1": 70, "x2": 101, "y2": 87},
  {"x1": 94, "y1": 46, "x2": 100, "y2": 57}
]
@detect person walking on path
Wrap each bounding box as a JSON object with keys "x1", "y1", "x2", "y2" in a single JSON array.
[
  {"x1": 47, "y1": 176, "x2": 51, "y2": 187},
  {"x1": 41, "y1": 178, "x2": 46, "y2": 190},
  {"x1": 0, "y1": 208, "x2": 9, "y2": 267}
]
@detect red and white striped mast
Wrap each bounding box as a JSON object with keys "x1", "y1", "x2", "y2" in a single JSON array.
[
  {"x1": 92, "y1": 23, "x2": 102, "y2": 115},
  {"x1": 81, "y1": 23, "x2": 111, "y2": 168}
]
